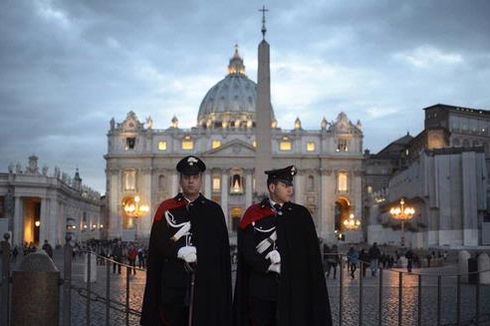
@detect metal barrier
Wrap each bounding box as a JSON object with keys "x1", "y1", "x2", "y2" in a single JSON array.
[
  {"x1": 63, "y1": 244, "x2": 146, "y2": 326},
  {"x1": 2, "y1": 239, "x2": 490, "y2": 325},
  {"x1": 0, "y1": 233, "x2": 11, "y2": 326},
  {"x1": 323, "y1": 252, "x2": 490, "y2": 326}
]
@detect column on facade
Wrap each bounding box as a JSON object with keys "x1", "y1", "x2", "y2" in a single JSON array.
[
  {"x1": 39, "y1": 198, "x2": 49, "y2": 245},
  {"x1": 49, "y1": 198, "x2": 59, "y2": 246},
  {"x1": 462, "y1": 152, "x2": 478, "y2": 246},
  {"x1": 204, "y1": 171, "x2": 212, "y2": 199},
  {"x1": 320, "y1": 169, "x2": 335, "y2": 242},
  {"x1": 13, "y1": 197, "x2": 23, "y2": 246},
  {"x1": 352, "y1": 170, "x2": 364, "y2": 243},
  {"x1": 139, "y1": 169, "x2": 153, "y2": 239},
  {"x1": 171, "y1": 172, "x2": 179, "y2": 196},
  {"x1": 245, "y1": 171, "x2": 252, "y2": 208},
  {"x1": 58, "y1": 203, "x2": 65, "y2": 244},
  {"x1": 221, "y1": 170, "x2": 229, "y2": 227},
  {"x1": 294, "y1": 173, "x2": 304, "y2": 205},
  {"x1": 108, "y1": 172, "x2": 121, "y2": 239}
]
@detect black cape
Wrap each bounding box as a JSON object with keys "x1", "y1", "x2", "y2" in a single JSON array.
[
  {"x1": 141, "y1": 193, "x2": 232, "y2": 325},
  {"x1": 233, "y1": 200, "x2": 332, "y2": 326}
]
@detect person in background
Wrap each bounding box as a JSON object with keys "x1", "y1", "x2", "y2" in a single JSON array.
[
  {"x1": 347, "y1": 246, "x2": 359, "y2": 279},
  {"x1": 42, "y1": 239, "x2": 53, "y2": 259}
]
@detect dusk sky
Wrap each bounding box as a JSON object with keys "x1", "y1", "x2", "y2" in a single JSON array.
[{"x1": 1, "y1": 0, "x2": 489, "y2": 193}]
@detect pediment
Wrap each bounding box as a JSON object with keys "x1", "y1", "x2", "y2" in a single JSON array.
[
  {"x1": 118, "y1": 111, "x2": 144, "y2": 131},
  {"x1": 329, "y1": 112, "x2": 362, "y2": 135},
  {"x1": 201, "y1": 139, "x2": 256, "y2": 156}
]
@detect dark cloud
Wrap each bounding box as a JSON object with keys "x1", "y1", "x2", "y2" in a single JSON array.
[{"x1": 1, "y1": 0, "x2": 489, "y2": 193}]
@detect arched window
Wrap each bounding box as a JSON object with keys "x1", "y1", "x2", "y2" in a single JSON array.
[
  {"x1": 230, "y1": 174, "x2": 244, "y2": 194},
  {"x1": 462, "y1": 139, "x2": 470, "y2": 148}
]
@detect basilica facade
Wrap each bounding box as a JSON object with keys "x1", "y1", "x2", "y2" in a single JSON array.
[{"x1": 105, "y1": 43, "x2": 364, "y2": 243}]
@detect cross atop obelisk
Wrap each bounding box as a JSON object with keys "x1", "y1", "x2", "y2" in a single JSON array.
[{"x1": 259, "y1": 5, "x2": 268, "y2": 39}]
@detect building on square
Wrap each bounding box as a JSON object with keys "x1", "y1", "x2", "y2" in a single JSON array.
[
  {"x1": 365, "y1": 104, "x2": 490, "y2": 247},
  {"x1": 104, "y1": 35, "x2": 364, "y2": 243},
  {"x1": 0, "y1": 155, "x2": 103, "y2": 247}
]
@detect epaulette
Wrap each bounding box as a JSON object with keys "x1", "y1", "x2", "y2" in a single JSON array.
[
  {"x1": 239, "y1": 201, "x2": 275, "y2": 229},
  {"x1": 153, "y1": 194, "x2": 187, "y2": 222}
]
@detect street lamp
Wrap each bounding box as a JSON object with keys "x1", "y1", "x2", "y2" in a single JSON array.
[
  {"x1": 122, "y1": 195, "x2": 150, "y2": 239},
  {"x1": 389, "y1": 198, "x2": 415, "y2": 247},
  {"x1": 343, "y1": 213, "x2": 361, "y2": 230},
  {"x1": 122, "y1": 195, "x2": 150, "y2": 218}
]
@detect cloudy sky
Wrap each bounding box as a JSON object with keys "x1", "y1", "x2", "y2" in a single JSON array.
[{"x1": 1, "y1": 0, "x2": 489, "y2": 193}]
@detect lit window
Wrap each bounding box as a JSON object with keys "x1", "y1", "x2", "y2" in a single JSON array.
[
  {"x1": 367, "y1": 186, "x2": 372, "y2": 193},
  {"x1": 158, "y1": 141, "x2": 167, "y2": 151},
  {"x1": 337, "y1": 139, "x2": 348, "y2": 152},
  {"x1": 337, "y1": 172, "x2": 348, "y2": 192},
  {"x1": 123, "y1": 170, "x2": 136, "y2": 191},
  {"x1": 307, "y1": 142, "x2": 315, "y2": 152},
  {"x1": 252, "y1": 140, "x2": 257, "y2": 148},
  {"x1": 212, "y1": 140, "x2": 221, "y2": 149},
  {"x1": 231, "y1": 207, "x2": 243, "y2": 231},
  {"x1": 230, "y1": 174, "x2": 243, "y2": 194},
  {"x1": 279, "y1": 137, "x2": 292, "y2": 151},
  {"x1": 182, "y1": 136, "x2": 193, "y2": 150},
  {"x1": 212, "y1": 176, "x2": 221, "y2": 192}
]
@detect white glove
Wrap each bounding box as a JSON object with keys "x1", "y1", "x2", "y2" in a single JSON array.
[
  {"x1": 267, "y1": 263, "x2": 281, "y2": 274},
  {"x1": 177, "y1": 246, "x2": 197, "y2": 263},
  {"x1": 265, "y1": 250, "x2": 281, "y2": 264}
]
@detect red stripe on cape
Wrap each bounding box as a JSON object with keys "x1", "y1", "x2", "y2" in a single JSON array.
[
  {"x1": 239, "y1": 203, "x2": 275, "y2": 229},
  {"x1": 153, "y1": 197, "x2": 187, "y2": 222}
]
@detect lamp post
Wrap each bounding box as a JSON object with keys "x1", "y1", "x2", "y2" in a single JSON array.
[
  {"x1": 343, "y1": 213, "x2": 361, "y2": 230},
  {"x1": 122, "y1": 195, "x2": 150, "y2": 218},
  {"x1": 389, "y1": 198, "x2": 415, "y2": 247}
]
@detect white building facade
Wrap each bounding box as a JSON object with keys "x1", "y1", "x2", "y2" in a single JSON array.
[{"x1": 0, "y1": 155, "x2": 103, "y2": 247}]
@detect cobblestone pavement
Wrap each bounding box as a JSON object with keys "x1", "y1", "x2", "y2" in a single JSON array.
[{"x1": 44, "y1": 250, "x2": 490, "y2": 325}]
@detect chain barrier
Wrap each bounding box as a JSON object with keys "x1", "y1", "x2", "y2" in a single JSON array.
[{"x1": 70, "y1": 283, "x2": 142, "y2": 317}]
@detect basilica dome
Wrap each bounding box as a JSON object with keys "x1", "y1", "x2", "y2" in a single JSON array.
[{"x1": 197, "y1": 46, "x2": 275, "y2": 129}]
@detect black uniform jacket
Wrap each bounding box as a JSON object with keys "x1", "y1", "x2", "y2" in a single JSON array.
[
  {"x1": 141, "y1": 193, "x2": 232, "y2": 325},
  {"x1": 233, "y1": 199, "x2": 332, "y2": 326}
]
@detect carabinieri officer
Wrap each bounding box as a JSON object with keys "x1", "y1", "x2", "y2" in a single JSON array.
[
  {"x1": 141, "y1": 156, "x2": 232, "y2": 326},
  {"x1": 233, "y1": 165, "x2": 332, "y2": 326}
]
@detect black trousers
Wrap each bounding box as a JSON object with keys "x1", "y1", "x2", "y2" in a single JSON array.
[
  {"x1": 250, "y1": 297, "x2": 277, "y2": 326},
  {"x1": 161, "y1": 303, "x2": 189, "y2": 326}
]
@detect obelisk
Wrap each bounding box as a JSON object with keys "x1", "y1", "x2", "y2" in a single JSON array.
[{"x1": 254, "y1": 6, "x2": 273, "y2": 198}]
